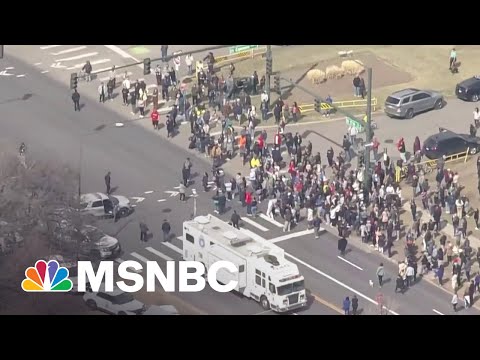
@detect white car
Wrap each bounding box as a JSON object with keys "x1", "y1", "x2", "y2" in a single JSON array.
[
  {"x1": 84, "y1": 286, "x2": 146, "y2": 315},
  {"x1": 80, "y1": 192, "x2": 132, "y2": 219}
]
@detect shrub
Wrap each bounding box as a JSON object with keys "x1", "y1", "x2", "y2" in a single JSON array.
[
  {"x1": 325, "y1": 65, "x2": 345, "y2": 80},
  {"x1": 341, "y1": 60, "x2": 365, "y2": 76}
]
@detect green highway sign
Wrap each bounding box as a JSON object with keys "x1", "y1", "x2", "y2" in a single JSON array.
[
  {"x1": 229, "y1": 45, "x2": 259, "y2": 54},
  {"x1": 346, "y1": 117, "x2": 364, "y2": 131}
]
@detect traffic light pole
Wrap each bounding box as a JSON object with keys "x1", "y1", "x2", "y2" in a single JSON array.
[
  {"x1": 265, "y1": 45, "x2": 272, "y2": 100},
  {"x1": 364, "y1": 67, "x2": 373, "y2": 199}
]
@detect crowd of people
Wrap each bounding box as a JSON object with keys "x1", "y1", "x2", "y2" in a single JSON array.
[{"x1": 74, "y1": 48, "x2": 480, "y2": 313}]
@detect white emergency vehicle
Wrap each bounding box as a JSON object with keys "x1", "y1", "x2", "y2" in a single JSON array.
[{"x1": 182, "y1": 215, "x2": 307, "y2": 312}]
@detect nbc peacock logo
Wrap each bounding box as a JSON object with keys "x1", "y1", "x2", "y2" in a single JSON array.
[{"x1": 21, "y1": 260, "x2": 73, "y2": 292}]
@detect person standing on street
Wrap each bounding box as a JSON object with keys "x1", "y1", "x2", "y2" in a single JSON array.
[
  {"x1": 139, "y1": 221, "x2": 149, "y2": 242},
  {"x1": 313, "y1": 215, "x2": 322, "y2": 238},
  {"x1": 185, "y1": 54, "x2": 194, "y2": 75},
  {"x1": 122, "y1": 83, "x2": 130, "y2": 106},
  {"x1": 109, "y1": 66, "x2": 116, "y2": 88},
  {"x1": 351, "y1": 295, "x2": 359, "y2": 315},
  {"x1": 231, "y1": 210, "x2": 240, "y2": 229},
  {"x1": 161, "y1": 220, "x2": 171, "y2": 242},
  {"x1": 449, "y1": 48, "x2": 457, "y2": 70},
  {"x1": 72, "y1": 89, "x2": 80, "y2": 111},
  {"x1": 82, "y1": 60, "x2": 92, "y2": 82},
  {"x1": 98, "y1": 82, "x2": 106, "y2": 103},
  {"x1": 179, "y1": 181, "x2": 186, "y2": 202},
  {"x1": 451, "y1": 292, "x2": 458, "y2": 312},
  {"x1": 376, "y1": 263, "x2": 385, "y2": 287},
  {"x1": 151, "y1": 109, "x2": 159, "y2": 130},
  {"x1": 342, "y1": 297, "x2": 351, "y2": 315},
  {"x1": 130, "y1": 89, "x2": 137, "y2": 115},
  {"x1": 105, "y1": 171, "x2": 111, "y2": 194}
]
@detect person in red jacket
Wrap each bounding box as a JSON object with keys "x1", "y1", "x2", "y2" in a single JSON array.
[
  {"x1": 151, "y1": 109, "x2": 159, "y2": 130},
  {"x1": 245, "y1": 191, "x2": 253, "y2": 216},
  {"x1": 274, "y1": 130, "x2": 282, "y2": 150}
]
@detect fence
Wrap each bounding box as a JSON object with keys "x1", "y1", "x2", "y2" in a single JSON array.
[
  {"x1": 401, "y1": 148, "x2": 471, "y2": 175},
  {"x1": 194, "y1": 47, "x2": 267, "y2": 76},
  {"x1": 298, "y1": 98, "x2": 377, "y2": 114}
]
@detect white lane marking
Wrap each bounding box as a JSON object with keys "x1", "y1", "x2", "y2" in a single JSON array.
[
  {"x1": 131, "y1": 197, "x2": 145, "y2": 203},
  {"x1": 208, "y1": 181, "x2": 215, "y2": 185},
  {"x1": 259, "y1": 213, "x2": 284, "y2": 227},
  {"x1": 40, "y1": 45, "x2": 62, "y2": 50},
  {"x1": 131, "y1": 252, "x2": 149, "y2": 263},
  {"x1": 242, "y1": 217, "x2": 268, "y2": 232},
  {"x1": 104, "y1": 45, "x2": 143, "y2": 70},
  {"x1": 162, "y1": 242, "x2": 183, "y2": 255},
  {"x1": 173, "y1": 186, "x2": 181, "y2": 189},
  {"x1": 51, "y1": 46, "x2": 87, "y2": 56},
  {"x1": 144, "y1": 191, "x2": 154, "y2": 194},
  {"x1": 115, "y1": 258, "x2": 125, "y2": 263},
  {"x1": 337, "y1": 256, "x2": 364, "y2": 271},
  {"x1": 5, "y1": 67, "x2": 14, "y2": 70},
  {"x1": 292, "y1": 312, "x2": 298, "y2": 315},
  {"x1": 432, "y1": 309, "x2": 444, "y2": 315},
  {"x1": 67, "y1": 59, "x2": 111, "y2": 70},
  {"x1": 157, "y1": 199, "x2": 167, "y2": 202},
  {"x1": 55, "y1": 52, "x2": 98, "y2": 62},
  {"x1": 239, "y1": 228, "x2": 268, "y2": 243},
  {"x1": 34, "y1": 62, "x2": 42, "y2": 66},
  {"x1": 145, "y1": 247, "x2": 173, "y2": 261},
  {"x1": 177, "y1": 236, "x2": 183, "y2": 241},
  {"x1": 131, "y1": 204, "x2": 137, "y2": 208},
  {"x1": 99, "y1": 71, "x2": 133, "y2": 82},
  {"x1": 285, "y1": 252, "x2": 399, "y2": 315},
  {"x1": 270, "y1": 229, "x2": 315, "y2": 244},
  {"x1": 41, "y1": 70, "x2": 49, "y2": 74},
  {"x1": 16, "y1": 74, "x2": 26, "y2": 78}
]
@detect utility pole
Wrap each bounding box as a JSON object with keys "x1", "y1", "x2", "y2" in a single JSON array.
[
  {"x1": 265, "y1": 45, "x2": 272, "y2": 100},
  {"x1": 364, "y1": 67, "x2": 373, "y2": 202},
  {"x1": 78, "y1": 141, "x2": 83, "y2": 199}
]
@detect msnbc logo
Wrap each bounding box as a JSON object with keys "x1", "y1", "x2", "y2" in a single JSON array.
[{"x1": 21, "y1": 260, "x2": 73, "y2": 292}]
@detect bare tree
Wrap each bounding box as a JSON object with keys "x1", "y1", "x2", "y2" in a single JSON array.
[{"x1": 0, "y1": 148, "x2": 91, "y2": 260}]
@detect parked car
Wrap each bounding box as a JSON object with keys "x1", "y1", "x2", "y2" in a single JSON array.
[
  {"x1": 455, "y1": 76, "x2": 480, "y2": 102},
  {"x1": 47, "y1": 216, "x2": 121, "y2": 260},
  {"x1": 80, "y1": 192, "x2": 133, "y2": 219},
  {"x1": 384, "y1": 88, "x2": 444, "y2": 119},
  {"x1": 84, "y1": 286, "x2": 146, "y2": 315},
  {"x1": 422, "y1": 127, "x2": 480, "y2": 159}
]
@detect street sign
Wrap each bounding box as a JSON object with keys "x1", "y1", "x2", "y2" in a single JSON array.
[
  {"x1": 229, "y1": 45, "x2": 259, "y2": 54},
  {"x1": 346, "y1": 117, "x2": 364, "y2": 131}
]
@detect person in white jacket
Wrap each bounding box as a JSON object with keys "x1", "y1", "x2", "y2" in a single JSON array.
[
  {"x1": 185, "y1": 54, "x2": 194, "y2": 75},
  {"x1": 266, "y1": 197, "x2": 276, "y2": 219}
]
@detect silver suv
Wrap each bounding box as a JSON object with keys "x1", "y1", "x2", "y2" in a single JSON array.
[{"x1": 384, "y1": 88, "x2": 444, "y2": 119}]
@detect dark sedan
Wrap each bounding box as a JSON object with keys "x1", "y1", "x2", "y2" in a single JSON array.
[
  {"x1": 422, "y1": 128, "x2": 480, "y2": 159},
  {"x1": 455, "y1": 76, "x2": 480, "y2": 102}
]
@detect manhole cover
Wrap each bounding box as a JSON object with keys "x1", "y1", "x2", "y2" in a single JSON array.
[
  {"x1": 384, "y1": 139, "x2": 394, "y2": 144},
  {"x1": 162, "y1": 208, "x2": 172, "y2": 213}
]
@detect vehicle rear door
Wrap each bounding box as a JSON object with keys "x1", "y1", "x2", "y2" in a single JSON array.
[
  {"x1": 411, "y1": 92, "x2": 431, "y2": 112},
  {"x1": 103, "y1": 199, "x2": 114, "y2": 215},
  {"x1": 441, "y1": 137, "x2": 466, "y2": 156},
  {"x1": 91, "y1": 200, "x2": 104, "y2": 217}
]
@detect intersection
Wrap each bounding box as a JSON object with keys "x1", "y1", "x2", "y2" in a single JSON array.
[{"x1": 2, "y1": 46, "x2": 480, "y2": 315}]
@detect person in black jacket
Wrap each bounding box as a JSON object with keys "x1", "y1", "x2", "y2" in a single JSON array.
[
  {"x1": 72, "y1": 90, "x2": 80, "y2": 111},
  {"x1": 338, "y1": 237, "x2": 348, "y2": 255},
  {"x1": 161, "y1": 220, "x2": 171, "y2": 242},
  {"x1": 231, "y1": 210, "x2": 240, "y2": 229}
]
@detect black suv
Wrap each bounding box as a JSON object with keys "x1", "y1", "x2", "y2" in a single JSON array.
[
  {"x1": 423, "y1": 128, "x2": 480, "y2": 159},
  {"x1": 455, "y1": 76, "x2": 480, "y2": 102}
]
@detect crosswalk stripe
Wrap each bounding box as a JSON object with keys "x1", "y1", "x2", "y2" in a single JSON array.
[
  {"x1": 259, "y1": 213, "x2": 284, "y2": 228},
  {"x1": 145, "y1": 247, "x2": 173, "y2": 261},
  {"x1": 55, "y1": 52, "x2": 98, "y2": 62},
  {"x1": 115, "y1": 258, "x2": 125, "y2": 263},
  {"x1": 239, "y1": 228, "x2": 268, "y2": 243},
  {"x1": 270, "y1": 229, "x2": 315, "y2": 244},
  {"x1": 51, "y1": 46, "x2": 87, "y2": 56},
  {"x1": 162, "y1": 242, "x2": 183, "y2": 255},
  {"x1": 67, "y1": 59, "x2": 111, "y2": 70},
  {"x1": 130, "y1": 252, "x2": 149, "y2": 263},
  {"x1": 242, "y1": 216, "x2": 268, "y2": 232},
  {"x1": 40, "y1": 45, "x2": 61, "y2": 50}
]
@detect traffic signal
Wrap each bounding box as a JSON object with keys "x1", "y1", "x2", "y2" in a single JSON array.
[
  {"x1": 274, "y1": 75, "x2": 281, "y2": 95},
  {"x1": 266, "y1": 58, "x2": 273, "y2": 75},
  {"x1": 144, "y1": 58, "x2": 151, "y2": 75},
  {"x1": 70, "y1": 72, "x2": 78, "y2": 90},
  {"x1": 314, "y1": 98, "x2": 321, "y2": 112}
]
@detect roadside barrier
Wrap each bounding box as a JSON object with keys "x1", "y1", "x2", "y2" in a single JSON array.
[
  {"x1": 401, "y1": 148, "x2": 471, "y2": 175},
  {"x1": 299, "y1": 98, "x2": 377, "y2": 113}
]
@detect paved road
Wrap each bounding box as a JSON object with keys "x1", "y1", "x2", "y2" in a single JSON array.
[
  {"x1": 3, "y1": 47, "x2": 478, "y2": 315},
  {"x1": 0, "y1": 53, "x2": 340, "y2": 315}
]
